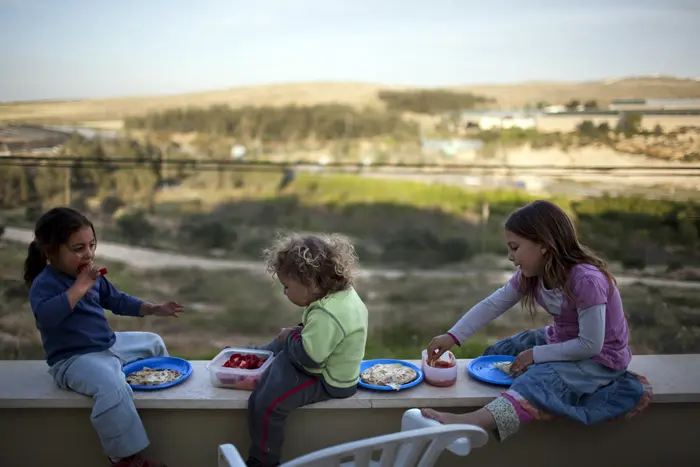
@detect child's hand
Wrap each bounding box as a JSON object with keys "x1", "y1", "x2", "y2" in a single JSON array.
[
  {"x1": 511, "y1": 349, "x2": 534, "y2": 374},
  {"x1": 148, "y1": 301, "x2": 184, "y2": 318},
  {"x1": 427, "y1": 334, "x2": 456, "y2": 363},
  {"x1": 277, "y1": 327, "x2": 296, "y2": 343},
  {"x1": 67, "y1": 264, "x2": 104, "y2": 307},
  {"x1": 75, "y1": 264, "x2": 103, "y2": 291}
]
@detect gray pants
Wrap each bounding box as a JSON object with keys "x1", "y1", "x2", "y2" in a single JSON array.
[
  {"x1": 49, "y1": 332, "x2": 168, "y2": 458},
  {"x1": 247, "y1": 341, "x2": 332, "y2": 466}
]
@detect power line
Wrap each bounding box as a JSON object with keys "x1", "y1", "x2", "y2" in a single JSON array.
[
  {"x1": 1, "y1": 154, "x2": 700, "y2": 177},
  {"x1": 0, "y1": 159, "x2": 282, "y2": 173},
  {"x1": 2, "y1": 160, "x2": 700, "y2": 177}
]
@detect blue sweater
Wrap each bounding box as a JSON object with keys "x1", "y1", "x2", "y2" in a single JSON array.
[{"x1": 29, "y1": 266, "x2": 143, "y2": 366}]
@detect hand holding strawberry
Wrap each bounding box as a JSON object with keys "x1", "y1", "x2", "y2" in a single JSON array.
[{"x1": 75, "y1": 264, "x2": 106, "y2": 291}]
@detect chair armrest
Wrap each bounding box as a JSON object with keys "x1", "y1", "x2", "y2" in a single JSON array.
[
  {"x1": 400, "y1": 408, "x2": 489, "y2": 456},
  {"x1": 218, "y1": 444, "x2": 247, "y2": 467}
]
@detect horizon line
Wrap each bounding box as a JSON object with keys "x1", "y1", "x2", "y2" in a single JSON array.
[{"x1": 2, "y1": 74, "x2": 699, "y2": 105}]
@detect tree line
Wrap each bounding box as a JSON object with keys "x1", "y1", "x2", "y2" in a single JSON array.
[
  {"x1": 377, "y1": 89, "x2": 494, "y2": 114},
  {"x1": 122, "y1": 89, "x2": 497, "y2": 141},
  {"x1": 124, "y1": 104, "x2": 419, "y2": 142}
]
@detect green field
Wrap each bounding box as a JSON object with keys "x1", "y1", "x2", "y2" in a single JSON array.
[{"x1": 4, "y1": 167, "x2": 698, "y2": 272}]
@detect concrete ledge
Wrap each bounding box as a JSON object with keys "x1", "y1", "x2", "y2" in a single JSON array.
[
  {"x1": 1, "y1": 354, "x2": 698, "y2": 410},
  {"x1": 2, "y1": 354, "x2": 700, "y2": 467}
]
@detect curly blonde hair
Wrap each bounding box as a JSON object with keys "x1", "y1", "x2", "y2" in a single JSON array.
[{"x1": 261, "y1": 232, "x2": 359, "y2": 296}]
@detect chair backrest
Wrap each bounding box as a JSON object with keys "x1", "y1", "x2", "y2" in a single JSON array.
[{"x1": 281, "y1": 424, "x2": 483, "y2": 467}]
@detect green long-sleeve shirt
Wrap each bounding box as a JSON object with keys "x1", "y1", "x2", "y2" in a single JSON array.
[{"x1": 286, "y1": 287, "x2": 368, "y2": 388}]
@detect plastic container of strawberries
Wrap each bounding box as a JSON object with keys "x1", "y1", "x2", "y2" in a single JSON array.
[{"x1": 206, "y1": 347, "x2": 275, "y2": 390}]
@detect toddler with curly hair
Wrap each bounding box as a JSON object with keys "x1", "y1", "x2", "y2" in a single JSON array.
[{"x1": 244, "y1": 233, "x2": 369, "y2": 467}]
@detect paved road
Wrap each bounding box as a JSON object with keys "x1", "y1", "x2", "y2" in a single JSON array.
[{"x1": 3, "y1": 227, "x2": 699, "y2": 289}]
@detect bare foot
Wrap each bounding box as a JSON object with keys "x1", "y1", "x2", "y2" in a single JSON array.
[{"x1": 420, "y1": 408, "x2": 471, "y2": 425}]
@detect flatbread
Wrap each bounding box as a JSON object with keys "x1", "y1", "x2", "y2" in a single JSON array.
[
  {"x1": 361, "y1": 363, "x2": 417, "y2": 390},
  {"x1": 492, "y1": 361, "x2": 514, "y2": 375},
  {"x1": 126, "y1": 367, "x2": 182, "y2": 386}
]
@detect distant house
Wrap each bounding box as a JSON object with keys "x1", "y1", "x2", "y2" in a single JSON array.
[
  {"x1": 421, "y1": 138, "x2": 483, "y2": 159},
  {"x1": 542, "y1": 105, "x2": 567, "y2": 114},
  {"x1": 460, "y1": 111, "x2": 537, "y2": 131},
  {"x1": 609, "y1": 98, "x2": 700, "y2": 112},
  {"x1": 230, "y1": 145, "x2": 246, "y2": 159},
  {"x1": 29, "y1": 146, "x2": 61, "y2": 155}
]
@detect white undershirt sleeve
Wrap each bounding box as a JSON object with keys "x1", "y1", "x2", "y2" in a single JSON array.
[
  {"x1": 448, "y1": 281, "x2": 520, "y2": 344},
  {"x1": 533, "y1": 304, "x2": 606, "y2": 363}
]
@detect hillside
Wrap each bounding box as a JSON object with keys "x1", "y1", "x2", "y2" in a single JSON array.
[
  {"x1": 1, "y1": 77, "x2": 700, "y2": 125},
  {"x1": 457, "y1": 76, "x2": 700, "y2": 109}
]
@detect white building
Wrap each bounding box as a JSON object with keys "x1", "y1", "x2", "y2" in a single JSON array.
[
  {"x1": 461, "y1": 111, "x2": 538, "y2": 130},
  {"x1": 542, "y1": 105, "x2": 567, "y2": 113},
  {"x1": 609, "y1": 98, "x2": 700, "y2": 111}
]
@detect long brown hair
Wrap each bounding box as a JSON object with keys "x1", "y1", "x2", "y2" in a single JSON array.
[{"x1": 505, "y1": 200, "x2": 616, "y2": 315}]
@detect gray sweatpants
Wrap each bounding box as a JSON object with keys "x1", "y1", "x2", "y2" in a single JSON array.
[
  {"x1": 49, "y1": 332, "x2": 168, "y2": 458},
  {"x1": 246, "y1": 340, "x2": 332, "y2": 466}
]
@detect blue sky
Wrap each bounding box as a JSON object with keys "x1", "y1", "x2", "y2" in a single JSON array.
[{"x1": 1, "y1": 0, "x2": 699, "y2": 101}]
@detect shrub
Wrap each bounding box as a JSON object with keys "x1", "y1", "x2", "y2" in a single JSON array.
[
  {"x1": 179, "y1": 218, "x2": 238, "y2": 250},
  {"x1": 116, "y1": 211, "x2": 155, "y2": 245},
  {"x1": 100, "y1": 196, "x2": 125, "y2": 216}
]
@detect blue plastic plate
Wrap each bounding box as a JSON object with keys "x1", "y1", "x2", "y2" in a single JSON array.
[
  {"x1": 358, "y1": 359, "x2": 424, "y2": 391},
  {"x1": 123, "y1": 357, "x2": 193, "y2": 391},
  {"x1": 467, "y1": 355, "x2": 516, "y2": 386}
]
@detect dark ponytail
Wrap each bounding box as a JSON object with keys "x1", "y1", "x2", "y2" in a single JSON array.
[
  {"x1": 23, "y1": 207, "x2": 96, "y2": 288},
  {"x1": 23, "y1": 241, "x2": 48, "y2": 288}
]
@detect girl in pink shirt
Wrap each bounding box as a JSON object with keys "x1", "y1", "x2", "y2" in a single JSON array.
[{"x1": 421, "y1": 200, "x2": 652, "y2": 441}]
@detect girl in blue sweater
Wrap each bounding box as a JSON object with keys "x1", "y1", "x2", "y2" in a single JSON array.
[{"x1": 25, "y1": 207, "x2": 184, "y2": 467}]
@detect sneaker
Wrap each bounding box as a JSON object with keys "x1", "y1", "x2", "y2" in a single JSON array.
[{"x1": 110, "y1": 454, "x2": 168, "y2": 467}]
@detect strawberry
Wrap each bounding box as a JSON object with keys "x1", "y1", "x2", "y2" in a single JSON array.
[
  {"x1": 77, "y1": 265, "x2": 108, "y2": 275},
  {"x1": 221, "y1": 352, "x2": 268, "y2": 370}
]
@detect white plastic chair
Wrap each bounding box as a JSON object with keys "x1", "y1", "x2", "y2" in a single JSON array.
[
  {"x1": 399, "y1": 408, "x2": 488, "y2": 457},
  {"x1": 218, "y1": 443, "x2": 247, "y2": 467},
  {"x1": 218, "y1": 408, "x2": 488, "y2": 467}
]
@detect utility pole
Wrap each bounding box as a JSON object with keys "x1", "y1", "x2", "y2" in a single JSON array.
[
  {"x1": 65, "y1": 165, "x2": 72, "y2": 205},
  {"x1": 217, "y1": 162, "x2": 224, "y2": 189},
  {"x1": 161, "y1": 145, "x2": 168, "y2": 181},
  {"x1": 344, "y1": 112, "x2": 353, "y2": 157},
  {"x1": 481, "y1": 201, "x2": 490, "y2": 254}
]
